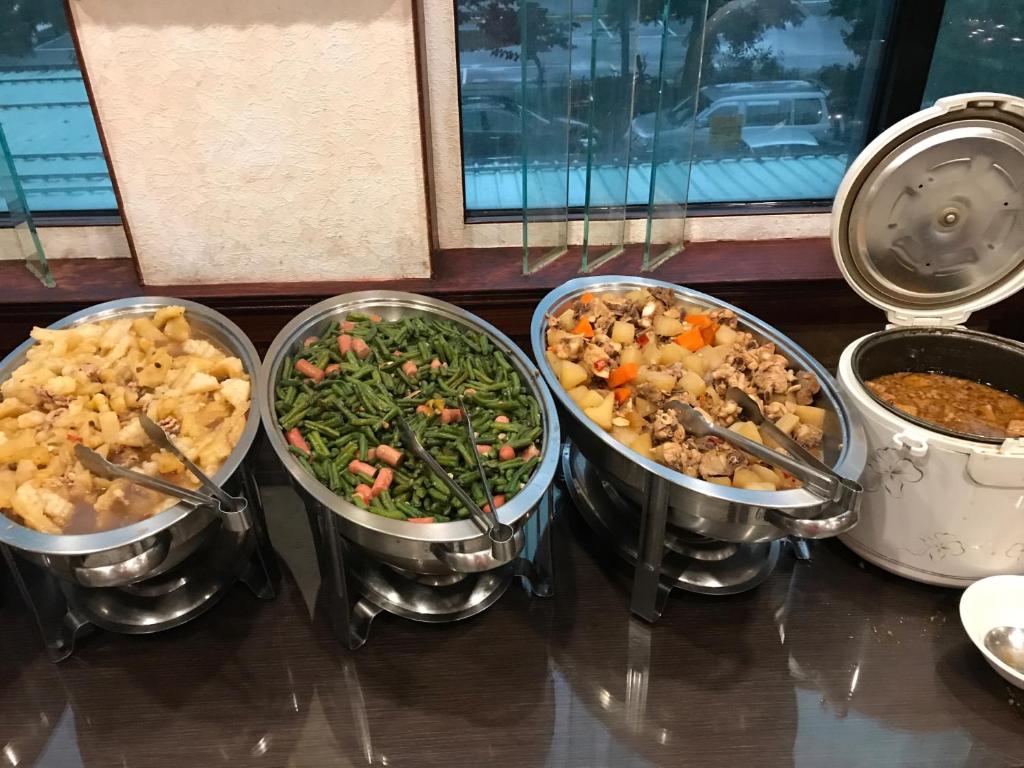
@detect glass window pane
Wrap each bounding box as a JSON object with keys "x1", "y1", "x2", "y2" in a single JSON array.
[
  {"x1": 922, "y1": 0, "x2": 1024, "y2": 106},
  {"x1": 0, "y1": 2, "x2": 115, "y2": 213},
  {"x1": 457, "y1": 0, "x2": 895, "y2": 213}
]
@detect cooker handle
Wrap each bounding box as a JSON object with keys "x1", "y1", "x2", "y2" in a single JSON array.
[
  {"x1": 764, "y1": 506, "x2": 858, "y2": 539},
  {"x1": 73, "y1": 535, "x2": 171, "y2": 588}
]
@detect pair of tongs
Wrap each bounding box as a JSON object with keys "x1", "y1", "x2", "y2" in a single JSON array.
[
  {"x1": 393, "y1": 401, "x2": 516, "y2": 561},
  {"x1": 73, "y1": 415, "x2": 250, "y2": 533},
  {"x1": 666, "y1": 389, "x2": 861, "y2": 510}
]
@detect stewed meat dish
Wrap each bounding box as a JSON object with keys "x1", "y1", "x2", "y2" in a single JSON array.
[
  {"x1": 546, "y1": 288, "x2": 830, "y2": 490},
  {"x1": 867, "y1": 372, "x2": 1024, "y2": 439}
]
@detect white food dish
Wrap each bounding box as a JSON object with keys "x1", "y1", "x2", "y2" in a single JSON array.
[
  {"x1": 830, "y1": 92, "x2": 1024, "y2": 586},
  {"x1": 959, "y1": 575, "x2": 1024, "y2": 688}
]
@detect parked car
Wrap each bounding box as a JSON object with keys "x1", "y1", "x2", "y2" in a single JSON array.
[
  {"x1": 630, "y1": 80, "x2": 835, "y2": 158},
  {"x1": 461, "y1": 95, "x2": 597, "y2": 165}
]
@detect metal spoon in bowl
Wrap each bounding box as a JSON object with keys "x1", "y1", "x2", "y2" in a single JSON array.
[
  {"x1": 985, "y1": 626, "x2": 1024, "y2": 674},
  {"x1": 393, "y1": 411, "x2": 517, "y2": 562},
  {"x1": 665, "y1": 400, "x2": 860, "y2": 510}
]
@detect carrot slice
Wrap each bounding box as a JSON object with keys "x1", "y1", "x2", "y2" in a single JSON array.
[
  {"x1": 607, "y1": 362, "x2": 638, "y2": 389},
  {"x1": 286, "y1": 428, "x2": 311, "y2": 456},
  {"x1": 407, "y1": 517, "x2": 435, "y2": 524},
  {"x1": 700, "y1": 322, "x2": 718, "y2": 346},
  {"x1": 580, "y1": 292, "x2": 595, "y2": 304},
  {"x1": 674, "y1": 327, "x2": 705, "y2": 352},
  {"x1": 294, "y1": 359, "x2": 325, "y2": 383},
  {"x1": 613, "y1": 386, "x2": 632, "y2": 405},
  {"x1": 685, "y1": 313, "x2": 712, "y2": 328},
  {"x1": 636, "y1": 333, "x2": 650, "y2": 347},
  {"x1": 572, "y1": 317, "x2": 595, "y2": 338}
]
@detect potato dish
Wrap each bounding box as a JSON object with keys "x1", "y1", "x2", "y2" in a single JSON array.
[
  {"x1": 546, "y1": 288, "x2": 826, "y2": 490},
  {"x1": 0, "y1": 307, "x2": 251, "y2": 534}
]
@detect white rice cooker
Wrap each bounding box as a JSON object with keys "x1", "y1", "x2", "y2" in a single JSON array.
[{"x1": 832, "y1": 92, "x2": 1024, "y2": 587}]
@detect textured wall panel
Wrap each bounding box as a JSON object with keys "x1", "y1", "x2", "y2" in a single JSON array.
[{"x1": 70, "y1": 0, "x2": 431, "y2": 284}]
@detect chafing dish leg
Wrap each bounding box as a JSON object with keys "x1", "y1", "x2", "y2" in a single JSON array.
[
  {"x1": 630, "y1": 474, "x2": 672, "y2": 622},
  {"x1": 514, "y1": 488, "x2": 556, "y2": 598}
]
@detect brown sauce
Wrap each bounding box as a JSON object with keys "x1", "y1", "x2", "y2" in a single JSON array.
[{"x1": 867, "y1": 372, "x2": 1024, "y2": 439}]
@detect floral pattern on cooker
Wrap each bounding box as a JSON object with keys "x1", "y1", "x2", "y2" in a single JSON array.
[
  {"x1": 906, "y1": 532, "x2": 965, "y2": 561},
  {"x1": 863, "y1": 446, "x2": 924, "y2": 498}
]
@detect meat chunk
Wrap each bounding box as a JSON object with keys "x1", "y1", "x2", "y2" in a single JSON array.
[
  {"x1": 792, "y1": 371, "x2": 821, "y2": 406},
  {"x1": 651, "y1": 409, "x2": 685, "y2": 444},
  {"x1": 582, "y1": 343, "x2": 613, "y2": 379},
  {"x1": 793, "y1": 422, "x2": 823, "y2": 450},
  {"x1": 698, "y1": 446, "x2": 746, "y2": 479},
  {"x1": 658, "y1": 441, "x2": 701, "y2": 475}
]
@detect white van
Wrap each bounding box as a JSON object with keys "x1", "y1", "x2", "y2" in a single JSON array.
[{"x1": 630, "y1": 80, "x2": 834, "y2": 157}]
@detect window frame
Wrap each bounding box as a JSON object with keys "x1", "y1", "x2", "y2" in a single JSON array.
[{"x1": 436, "y1": 0, "x2": 952, "y2": 235}]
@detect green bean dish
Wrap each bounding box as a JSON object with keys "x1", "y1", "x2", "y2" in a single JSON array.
[{"x1": 274, "y1": 312, "x2": 543, "y2": 523}]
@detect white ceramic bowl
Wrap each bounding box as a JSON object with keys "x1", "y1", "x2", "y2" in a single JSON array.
[{"x1": 959, "y1": 575, "x2": 1024, "y2": 688}]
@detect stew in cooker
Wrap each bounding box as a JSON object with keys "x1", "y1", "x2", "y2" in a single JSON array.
[{"x1": 866, "y1": 372, "x2": 1024, "y2": 439}]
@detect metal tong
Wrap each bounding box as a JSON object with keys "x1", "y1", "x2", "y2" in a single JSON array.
[
  {"x1": 666, "y1": 392, "x2": 861, "y2": 511},
  {"x1": 73, "y1": 415, "x2": 250, "y2": 532},
  {"x1": 393, "y1": 410, "x2": 517, "y2": 562}
]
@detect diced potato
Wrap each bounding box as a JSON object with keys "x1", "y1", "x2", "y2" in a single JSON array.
[
  {"x1": 658, "y1": 343, "x2": 689, "y2": 365},
  {"x1": 210, "y1": 356, "x2": 245, "y2": 380},
  {"x1": 775, "y1": 413, "x2": 800, "y2": 436},
  {"x1": 634, "y1": 397, "x2": 655, "y2": 418},
  {"x1": 0, "y1": 399, "x2": 29, "y2": 419},
  {"x1": 750, "y1": 464, "x2": 783, "y2": 487},
  {"x1": 732, "y1": 468, "x2": 763, "y2": 489},
  {"x1": 567, "y1": 385, "x2": 589, "y2": 404},
  {"x1": 795, "y1": 405, "x2": 826, "y2": 428},
  {"x1": 626, "y1": 411, "x2": 646, "y2": 430},
  {"x1": 557, "y1": 308, "x2": 576, "y2": 331},
  {"x1": 547, "y1": 359, "x2": 563, "y2": 379},
  {"x1": 98, "y1": 411, "x2": 120, "y2": 444},
  {"x1": 679, "y1": 370, "x2": 706, "y2": 398},
  {"x1": 681, "y1": 354, "x2": 706, "y2": 375},
  {"x1": 746, "y1": 481, "x2": 778, "y2": 491},
  {"x1": 630, "y1": 432, "x2": 654, "y2": 459},
  {"x1": 611, "y1": 426, "x2": 639, "y2": 447},
  {"x1": 697, "y1": 344, "x2": 732, "y2": 371},
  {"x1": 559, "y1": 361, "x2": 588, "y2": 390},
  {"x1": 131, "y1": 317, "x2": 168, "y2": 344},
  {"x1": 611, "y1": 321, "x2": 635, "y2": 345},
  {"x1": 584, "y1": 393, "x2": 615, "y2": 431},
  {"x1": 729, "y1": 421, "x2": 763, "y2": 444},
  {"x1": 579, "y1": 389, "x2": 606, "y2": 409},
  {"x1": 620, "y1": 346, "x2": 642, "y2": 368},
  {"x1": 153, "y1": 305, "x2": 185, "y2": 328},
  {"x1": 642, "y1": 341, "x2": 661, "y2": 365},
  {"x1": 164, "y1": 316, "x2": 191, "y2": 342},
  {"x1": 624, "y1": 289, "x2": 649, "y2": 303},
  {"x1": 706, "y1": 476, "x2": 732, "y2": 487},
  {"x1": 714, "y1": 325, "x2": 738, "y2": 346},
  {"x1": 639, "y1": 367, "x2": 676, "y2": 392},
  {"x1": 653, "y1": 316, "x2": 685, "y2": 337},
  {"x1": 0, "y1": 470, "x2": 16, "y2": 508},
  {"x1": 0, "y1": 432, "x2": 38, "y2": 463}
]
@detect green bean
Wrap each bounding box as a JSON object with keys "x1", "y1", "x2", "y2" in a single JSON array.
[{"x1": 273, "y1": 313, "x2": 544, "y2": 523}]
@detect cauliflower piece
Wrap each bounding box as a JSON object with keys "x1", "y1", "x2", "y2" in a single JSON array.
[
  {"x1": 12, "y1": 482, "x2": 73, "y2": 534},
  {"x1": 182, "y1": 339, "x2": 220, "y2": 359},
  {"x1": 220, "y1": 379, "x2": 250, "y2": 409},
  {"x1": 16, "y1": 410, "x2": 46, "y2": 429},
  {"x1": 184, "y1": 372, "x2": 220, "y2": 395},
  {"x1": 115, "y1": 417, "x2": 148, "y2": 448},
  {"x1": 45, "y1": 376, "x2": 77, "y2": 397}
]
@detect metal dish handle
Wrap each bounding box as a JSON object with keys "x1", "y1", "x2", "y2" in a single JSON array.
[
  {"x1": 72, "y1": 534, "x2": 171, "y2": 587},
  {"x1": 764, "y1": 505, "x2": 858, "y2": 539},
  {"x1": 431, "y1": 528, "x2": 525, "y2": 573}
]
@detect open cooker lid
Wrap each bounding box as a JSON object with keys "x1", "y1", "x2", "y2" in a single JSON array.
[{"x1": 832, "y1": 93, "x2": 1024, "y2": 327}]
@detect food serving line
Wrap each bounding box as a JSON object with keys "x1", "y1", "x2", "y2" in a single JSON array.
[{"x1": 0, "y1": 93, "x2": 1022, "y2": 687}]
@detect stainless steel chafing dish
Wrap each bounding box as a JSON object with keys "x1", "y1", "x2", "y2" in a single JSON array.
[
  {"x1": 257, "y1": 291, "x2": 560, "y2": 577},
  {"x1": 0, "y1": 297, "x2": 262, "y2": 588},
  {"x1": 531, "y1": 275, "x2": 866, "y2": 544}
]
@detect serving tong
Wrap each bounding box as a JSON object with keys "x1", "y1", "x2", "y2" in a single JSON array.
[
  {"x1": 665, "y1": 389, "x2": 862, "y2": 511},
  {"x1": 393, "y1": 406, "x2": 517, "y2": 562},
  {"x1": 73, "y1": 414, "x2": 250, "y2": 533}
]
